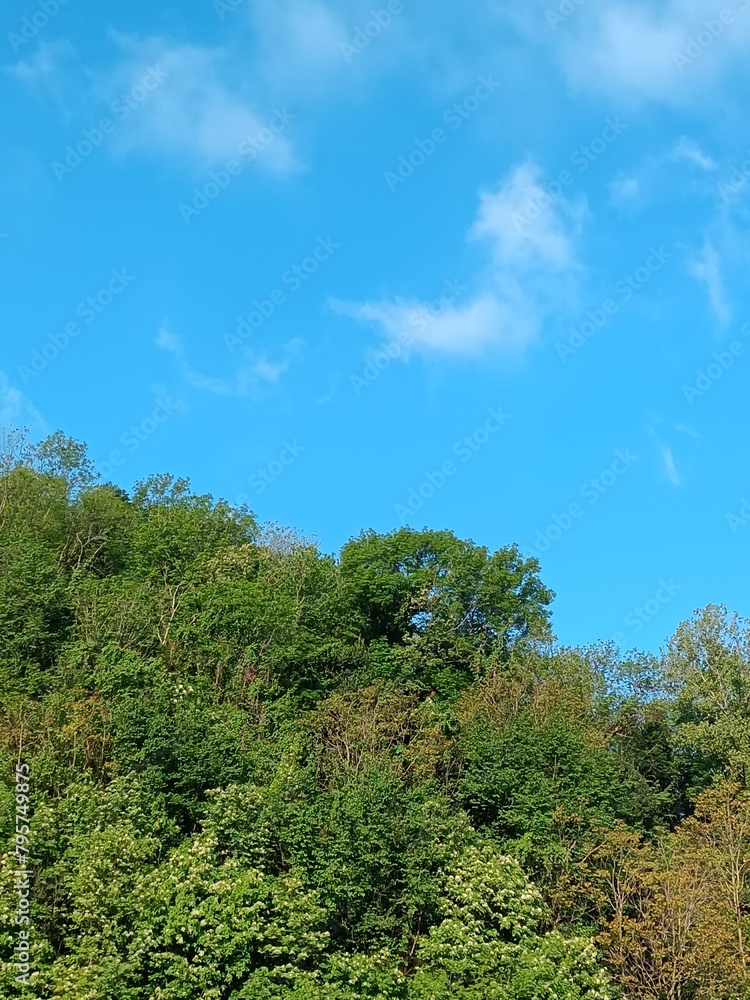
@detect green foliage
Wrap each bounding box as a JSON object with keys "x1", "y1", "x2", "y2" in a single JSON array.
[
  {"x1": 340, "y1": 528, "x2": 553, "y2": 695},
  {"x1": 410, "y1": 845, "x2": 612, "y2": 999},
  {"x1": 666, "y1": 604, "x2": 750, "y2": 793},
  {"x1": 3, "y1": 429, "x2": 748, "y2": 999}
]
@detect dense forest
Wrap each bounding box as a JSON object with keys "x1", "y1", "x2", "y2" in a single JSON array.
[{"x1": 2, "y1": 430, "x2": 750, "y2": 999}]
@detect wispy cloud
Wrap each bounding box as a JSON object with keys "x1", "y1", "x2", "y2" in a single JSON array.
[
  {"x1": 608, "y1": 174, "x2": 641, "y2": 209},
  {"x1": 103, "y1": 35, "x2": 297, "y2": 172},
  {"x1": 548, "y1": 0, "x2": 750, "y2": 106},
  {"x1": 0, "y1": 374, "x2": 45, "y2": 432},
  {"x1": 689, "y1": 241, "x2": 731, "y2": 324},
  {"x1": 662, "y1": 445, "x2": 682, "y2": 486},
  {"x1": 331, "y1": 294, "x2": 525, "y2": 355},
  {"x1": 10, "y1": 33, "x2": 298, "y2": 174},
  {"x1": 605, "y1": 136, "x2": 718, "y2": 216},
  {"x1": 648, "y1": 418, "x2": 705, "y2": 487},
  {"x1": 157, "y1": 328, "x2": 301, "y2": 398},
  {"x1": 248, "y1": 0, "x2": 496, "y2": 100},
  {"x1": 6, "y1": 39, "x2": 77, "y2": 84},
  {"x1": 250, "y1": 0, "x2": 348, "y2": 91},
  {"x1": 675, "y1": 422, "x2": 705, "y2": 440},
  {"x1": 672, "y1": 136, "x2": 717, "y2": 171}
]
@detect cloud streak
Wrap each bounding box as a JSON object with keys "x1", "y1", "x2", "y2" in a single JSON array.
[
  {"x1": 689, "y1": 241, "x2": 731, "y2": 324},
  {"x1": 157, "y1": 328, "x2": 302, "y2": 398}
]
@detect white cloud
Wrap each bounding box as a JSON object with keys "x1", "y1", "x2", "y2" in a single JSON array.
[
  {"x1": 647, "y1": 417, "x2": 703, "y2": 486},
  {"x1": 10, "y1": 33, "x2": 297, "y2": 173},
  {"x1": 247, "y1": 0, "x2": 488, "y2": 100},
  {"x1": 672, "y1": 136, "x2": 717, "y2": 171},
  {"x1": 605, "y1": 138, "x2": 718, "y2": 214},
  {"x1": 470, "y1": 162, "x2": 584, "y2": 270},
  {"x1": 0, "y1": 374, "x2": 45, "y2": 432},
  {"x1": 157, "y1": 328, "x2": 301, "y2": 397},
  {"x1": 608, "y1": 174, "x2": 641, "y2": 208},
  {"x1": 103, "y1": 35, "x2": 297, "y2": 172},
  {"x1": 331, "y1": 294, "x2": 531, "y2": 355},
  {"x1": 6, "y1": 39, "x2": 77, "y2": 83},
  {"x1": 334, "y1": 161, "x2": 583, "y2": 358},
  {"x1": 561, "y1": 4, "x2": 684, "y2": 101},
  {"x1": 250, "y1": 0, "x2": 348, "y2": 90},
  {"x1": 662, "y1": 445, "x2": 682, "y2": 486},
  {"x1": 554, "y1": 0, "x2": 750, "y2": 105},
  {"x1": 688, "y1": 241, "x2": 731, "y2": 324},
  {"x1": 675, "y1": 422, "x2": 705, "y2": 439}
]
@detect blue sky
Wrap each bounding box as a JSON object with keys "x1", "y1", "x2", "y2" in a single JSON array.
[{"x1": 2, "y1": 0, "x2": 750, "y2": 654}]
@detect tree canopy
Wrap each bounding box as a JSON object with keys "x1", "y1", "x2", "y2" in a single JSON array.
[{"x1": 1, "y1": 431, "x2": 748, "y2": 999}]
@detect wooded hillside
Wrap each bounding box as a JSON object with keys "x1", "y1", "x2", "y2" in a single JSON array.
[{"x1": 2, "y1": 431, "x2": 749, "y2": 999}]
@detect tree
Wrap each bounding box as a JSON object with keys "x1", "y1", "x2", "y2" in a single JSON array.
[
  {"x1": 667, "y1": 605, "x2": 750, "y2": 790},
  {"x1": 340, "y1": 528, "x2": 553, "y2": 695},
  {"x1": 453, "y1": 649, "x2": 671, "y2": 926},
  {"x1": 585, "y1": 782, "x2": 750, "y2": 1000},
  {"x1": 410, "y1": 844, "x2": 612, "y2": 999}
]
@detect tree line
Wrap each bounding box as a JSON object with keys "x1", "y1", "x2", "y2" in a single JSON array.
[{"x1": 1, "y1": 430, "x2": 749, "y2": 999}]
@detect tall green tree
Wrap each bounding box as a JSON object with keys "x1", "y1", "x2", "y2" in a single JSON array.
[{"x1": 340, "y1": 528, "x2": 553, "y2": 695}]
